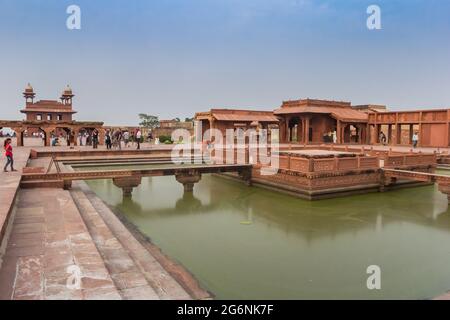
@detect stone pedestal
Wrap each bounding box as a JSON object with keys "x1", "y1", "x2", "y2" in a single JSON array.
[
  {"x1": 438, "y1": 183, "x2": 450, "y2": 204},
  {"x1": 113, "y1": 176, "x2": 142, "y2": 197},
  {"x1": 238, "y1": 167, "x2": 252, "y2": 186},
  {"x1": 175, "y1": 172, "x2": 201, "y2": 192}
]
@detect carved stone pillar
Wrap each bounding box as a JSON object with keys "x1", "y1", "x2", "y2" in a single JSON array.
[
  {"x1": 45, "y1": 128, "x2": 55, "y2": 147},
  {"x1": 438, "y1": 183, "x2": 450, "y2": 204},
  {"x1": 238, "y1": 167, "x2": 252, "y2": 186},
  {"x1": 72, "y1": 128, "x2": 79, "y2": 146},
  {"x1": 98, "y1": 128, "x2": 106, "y2": 146},
  {"x1": 304, "y1": 117, "x2": 310, "y2": 144},
  {"x1": 12, "y1": 127, "x2": 24, "y2": 146}
]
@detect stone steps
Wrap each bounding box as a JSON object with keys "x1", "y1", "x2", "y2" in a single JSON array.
[
  {"x1": 74, "y1": 181, "x2": 195, "y2": 300},
  {"x1": 71, "y1": 181, "x2": 192, "y2": 300},
  {"x1": 0, "y1": 188, "x2": 122, "y2": 300},
  {"x1": 70, "y1": 188, "x2": 161, "y2": 300}
]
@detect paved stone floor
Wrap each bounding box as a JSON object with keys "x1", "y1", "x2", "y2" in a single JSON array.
[
  {"x1": 0, "y1": 148, "x2": 30, "y2": 246},
  {"x1": 0, "y1": 188, "x2": 122, "y2": 300}
]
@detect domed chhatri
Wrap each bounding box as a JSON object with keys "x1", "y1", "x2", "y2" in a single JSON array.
[
  {"x1": 24, "y1": 83, "x2": 34, "y2": 93},
  {"x1": 23, "y1": 83, "x2": 36, "y2": 102},
  {"x1": 60, "y1": 84, "x2": 74, "y2": 105},
  {"x1": 62, "y1": 84, "x2": 74, "y2": 96}
]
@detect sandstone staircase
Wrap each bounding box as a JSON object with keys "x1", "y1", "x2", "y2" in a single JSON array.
[{"x1": 70, "y1": 181, "x2": 209, "y2": 300}]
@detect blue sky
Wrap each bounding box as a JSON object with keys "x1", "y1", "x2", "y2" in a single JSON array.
[{"x1": 0, "y1": 0, "x2": 449, "y2": 125}]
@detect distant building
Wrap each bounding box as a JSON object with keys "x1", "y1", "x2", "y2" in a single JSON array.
[
  {"x1": 0, "y1": 84, "x2": 104, "y2": 146},
  {"x1": 20, "y1": 84, "x2": 77, "y2": 122},
  {"x1": 153, "y1": 119, "x2": 194, "y2": 138},
  {"x1": 195, "y1": 98, "x2": 450, "y2": 147}
]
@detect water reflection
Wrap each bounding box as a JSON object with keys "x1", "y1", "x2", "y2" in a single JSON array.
[{"x1": 86, "y1": 174, "x2": 450, "y2": 299}]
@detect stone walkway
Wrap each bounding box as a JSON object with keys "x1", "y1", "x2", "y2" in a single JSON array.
[
  {"x1": 0, "y1": 148, "x2": 30, "y2": 250},
  {"x1": 0, "y1": 188, "x2": 121, "y2": 300},
  {"x1": 0, "y1": 146, "x2": 206, "y2": 300}
]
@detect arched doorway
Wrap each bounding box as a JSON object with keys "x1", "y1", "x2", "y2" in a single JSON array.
[{"x1": 21, "y1": 127, "x2": 46, "y2": 147}]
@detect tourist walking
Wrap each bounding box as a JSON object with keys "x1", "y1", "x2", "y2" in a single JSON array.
[
  {"x1": 379, "y1": 131, "x2": 387, "y2": 146},
  {"x1": 136, "y1": 129, "x2": 142, "y2": 150},
  {"x1": 105, "y1": 130, "x2": 112, "y2": 150},
  {"x1": 412, "y1": 132, "x2": 419, "y2": 148},
  {"x1": 92, "y1": 129, "x2": 99, "y2": 149},
  {"x1": 3, "y1": 138, "x2": 16, "y2": 172},
  {"x1": 123, "y1": 131, "x2": 130, "y2": 148},
  {"x1": 130, "y1": 131, "x2": 136, "y2": 148},
  {"x1": 117, "y1": 130, "x2": 123, "y2": 150}
]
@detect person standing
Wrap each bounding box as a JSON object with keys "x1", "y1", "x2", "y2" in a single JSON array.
[
  {"x1": 332, "y1": 130, "x2": 337, "y2": 144},
  {"x1": 379, "y1": 131, "x2": 387, "y2": 146},
  {"x1": 117, "y1": 130, "x2": 123, "y2": 150},
  {"x1": 136, "y1": 129, "x2": 142, "y2": 150},
  {"x1": 105, "y1": 130, "x2": 112, "y2": 150},
  {"x1": 123, "y1": 131, "x2": 130, "y2": 148},
  {"x1": 3, "y1": 138, "x2": 16, "y2": 172},
  {"x1": 130, "y1": 131, "x2": 136, "y2": 148},
  {"x1": 412, "y1": 132, "x2": 419, "y2": 148},
  {"x1": 92, "y1": 129, "x2": 99, "y2": 149}
]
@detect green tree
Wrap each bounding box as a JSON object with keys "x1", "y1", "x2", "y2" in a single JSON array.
[
  {"x1": 138, "y1": 114, "x2": 159, "y2": 129},
  {"x1": 173, "y1": 117, "x2": 181, "y2": 122},
  {"x1": 184, "y1": 117, "x2": 194, "y2": 122}
]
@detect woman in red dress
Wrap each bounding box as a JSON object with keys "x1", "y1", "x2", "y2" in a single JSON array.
[{"x1": 3, "y1": 138, "x2": 16, "y2": 172}]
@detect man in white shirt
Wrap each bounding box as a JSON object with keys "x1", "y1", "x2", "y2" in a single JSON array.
[{"x1": 412, "y1": 132, "x2": 419, "y2": 148}]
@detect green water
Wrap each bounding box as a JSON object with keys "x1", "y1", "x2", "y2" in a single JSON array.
[{"x1": 86, "y1": 174, "x2": 450, "y2": 299}]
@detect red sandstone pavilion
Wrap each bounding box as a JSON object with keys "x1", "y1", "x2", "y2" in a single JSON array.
[
  {"x1": 0, "y1": 84, "x2": 104, "y2": 146},
  {"x1": 196, "y1": 99, "x2": 450, "y2": 148}
]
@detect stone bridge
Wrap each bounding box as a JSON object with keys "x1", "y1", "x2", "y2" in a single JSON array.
[
  {"x1": 382, "y1": 168, "x2": 450, "y2": 202},
  {"x1": 20, "y1": 163, "x2": 253, "y2": 197}
]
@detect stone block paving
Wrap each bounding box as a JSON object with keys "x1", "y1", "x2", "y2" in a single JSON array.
[
  {"x1": 0, "y1": 188, "x2": 121, "y2": 300},
  {"x1": 0, "y1": 148, "x2": 30, "y2": 243}
]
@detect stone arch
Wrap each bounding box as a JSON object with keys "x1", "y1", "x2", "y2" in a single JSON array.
[{"x1": 21, "y1": 126, "x2": 47, "y2": 147}]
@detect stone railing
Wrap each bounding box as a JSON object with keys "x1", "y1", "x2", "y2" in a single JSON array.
[
  {"x1": 210, "y1": 146, "x2": 381, "y2": 173},
  {"x1": 275, "y1": 153, "x2": 379, "y2": 173},
  {"x1": 383, "y1": 153, "x2": 437, "y2": 168}
]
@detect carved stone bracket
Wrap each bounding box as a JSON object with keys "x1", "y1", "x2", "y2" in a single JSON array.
[
  {"x1": 175, "y1": 170, "x2": 202, "y2": 192},
  {"x1": 113, "y1": 176, "x2": 142, "y2": 197},
  {"x1": 238, "y1": 167, "x2": 252, "y2": 186}
]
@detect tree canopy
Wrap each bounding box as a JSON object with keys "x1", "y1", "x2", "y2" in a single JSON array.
[{"x1": 138, "y1": 114, "x2": 159, "y2": 129}]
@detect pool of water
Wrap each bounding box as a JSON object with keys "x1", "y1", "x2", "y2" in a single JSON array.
[{"x1": 85, "y1": 173, "x2": 450, "y2": 299}]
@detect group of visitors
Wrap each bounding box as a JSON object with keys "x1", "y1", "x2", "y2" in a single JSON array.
[
  {"x1": 51, "y1": 131, "x2": 75, "y2": 147},
  {"x1": 379, "y1": 131, "x2": 420, "y2": 148},
  {"x1": 105, "y1": 129, "x2": 143, "y2": 150}
]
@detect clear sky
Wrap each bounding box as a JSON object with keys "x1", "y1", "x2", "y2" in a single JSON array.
[{"x1": 0, "y1": 0, "x2": 449, "y2": 125}]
